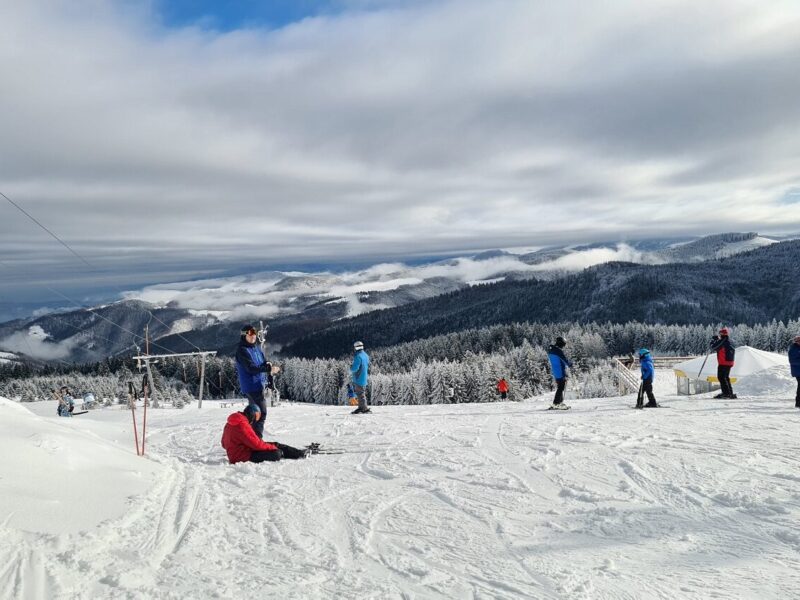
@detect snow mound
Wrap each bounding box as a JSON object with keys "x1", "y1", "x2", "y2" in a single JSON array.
[
  {"x1": 0, "y1": 397, "x2": 161, "y2": 535},
  {"x1": 734, "y1": 364, "x2": 796, "y2": 397}
]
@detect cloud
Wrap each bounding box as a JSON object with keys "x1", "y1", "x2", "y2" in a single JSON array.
[
  {"x1": 123, "y1": 250, "x2": 660, "y2": 320},
  {"x1": 530, "y1": 244, "x2": 661, "y2": 272},
  {"x1": 0, "y1": 326, "x2": 79, "y2": 360},
  {"x1": 2, "y1": 0, "x2": 800, "y2": 309}
]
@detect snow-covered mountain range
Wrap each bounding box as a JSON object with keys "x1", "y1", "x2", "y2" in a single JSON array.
[{"x1": 0, "y1": 232, "x2": 787, "y2": 362}]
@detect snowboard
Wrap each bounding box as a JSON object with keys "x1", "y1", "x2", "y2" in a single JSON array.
[{"x1": 547, "y1": 405, "x2": 571, "y2": 411}]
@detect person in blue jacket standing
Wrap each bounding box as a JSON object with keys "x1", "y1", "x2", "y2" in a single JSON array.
[
  {"x1": 789, "y1": 335, "x2": 800, "y2": 408},
  {"x1": 235, "y1": 324, "x2": 272, "y2": 438},
  {"x1": 547, "y1": 337, "x2": 572, "y2": 409},
  {"x1": 637, "y1": 348, "x2": 658, "y2": 408},
  {"x1": 350, "y1": 341, "x2": 371, "y2": 414}
]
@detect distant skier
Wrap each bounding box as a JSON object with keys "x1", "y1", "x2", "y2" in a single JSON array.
[
  {"x1": 221, "y1": 405, "x2": 308, "y2": 463},
  {"x1": 622, "y1": 353, "x2": 635, "y2": 369},
  {"x1": 497, "y1": 378, "x2": 509, "y2": 400},
  {"x1": 547, "y1": 337, "x2": 572, "y2": 409},
  {"x1": 57, "y1": 386, "x2": 75, "y2": 417},
  {"x1": 710, "y1": 328, "x2": 737, "y2": 399},
  {"x1": 636, "y1": 348, "x2": 658, "y2": 408},
  {"x1": 350, "y1": 341, "x2": 371, "y2": 414},
  {"x1": 789, "y1": 335, "x2": 800, "y2": 408},
  {"x1": 235, "y1": 324, "x2": 272, "y2": 438}
]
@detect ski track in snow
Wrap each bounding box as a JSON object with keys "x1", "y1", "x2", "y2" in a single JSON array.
[{"x1": 4, "y1": 394, "x2": 800, "y2": 599}]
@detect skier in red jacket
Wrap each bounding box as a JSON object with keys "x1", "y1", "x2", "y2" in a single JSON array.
[
  {"x1": 221, "y1": 405, "x2": 308, "y2": 463},
  {"x1": 496, "y1": 378, "x2": 509, "y2": 400},
  {"x1": 710, "y1": 327, "x2": 737, "y2": 399}
]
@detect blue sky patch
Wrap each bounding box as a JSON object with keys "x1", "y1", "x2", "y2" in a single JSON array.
[
  {"x1": 780, "y1": 188, "x2": 800, "y2": 204},
  {"x1": 154, "y1": 0, "x2": 350, "y2": 31}
]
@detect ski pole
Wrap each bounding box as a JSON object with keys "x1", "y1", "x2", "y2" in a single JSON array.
[{"x1": 696, "y1": 352, "x2": 712, "y2": 379}]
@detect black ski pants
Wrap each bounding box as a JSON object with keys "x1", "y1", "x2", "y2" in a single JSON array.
[
  {"x1": 642, "y1": 377, "x2": 656, "y2": 405},
  {"x1": 246, "y1": 390, "x2": 267, "y2": 439},
  {"x1": 553, "y1": 378, "x2": 566, "y2": 405},
  {"x1": 717, "y1": 365, "x2": 734, "y2": 397},
  {"x1": 250, "y1": 443, "x2": 306, "y2": 463}
]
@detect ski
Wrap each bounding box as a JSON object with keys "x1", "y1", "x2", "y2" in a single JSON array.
[
  {"x1": 305, "y1": 443, "x2": 365, "y2": 455},
  {"x1": 306, "y1": 442, "x2": 346, "y2": 454}
]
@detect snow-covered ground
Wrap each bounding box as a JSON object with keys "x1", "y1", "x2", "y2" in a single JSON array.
[{"x1": 2, "y1": 374, "x2": 800, "y2": 599}]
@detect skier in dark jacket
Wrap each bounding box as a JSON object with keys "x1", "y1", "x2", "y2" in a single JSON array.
[
  {"x1": 547, "y1": 337, "x2": 572, "y2": 408},
  {"x1": 789, "y1": 335, "x2": 800, "y2": 408},
  {"x1": 710, "y1": 328, "x2": 736, "y2": 399},
  {"x1": 221, "y1": 405, "x2": 308, "y2": 463},
  {"x1": 235, "y1": 324, "x2": 272, "y2": 438},
  {"x1": 637, "y1": 349, "x2": 658, "y2": 408}
]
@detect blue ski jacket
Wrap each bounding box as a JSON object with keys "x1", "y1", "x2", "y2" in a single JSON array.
[
  {"x1": 639, "y1": 353, "x2": 655, "y2": 381},
  {"x1": 351, "y1": 350, "x2": 370, "y2": 387},
  {"x1": 789, "y1": 343, "x2": 800, "y2": 378},
  {"x1": 235, "y1": 338, "x2": 270, "y2": 394},
  {"x1": 547, "y1": 345, "x2": 572, "y2": 380}
]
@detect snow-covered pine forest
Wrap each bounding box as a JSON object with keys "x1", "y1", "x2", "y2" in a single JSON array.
[{"x1": 3, "y1": 319, "x2": 799, "y2": 405}]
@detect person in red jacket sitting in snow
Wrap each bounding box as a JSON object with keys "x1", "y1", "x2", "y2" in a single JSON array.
[{"x1": 221, "y1": 405, "x2": 309, "y2": 463}]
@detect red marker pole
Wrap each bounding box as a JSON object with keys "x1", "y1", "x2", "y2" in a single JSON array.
[{"x1": 131, "y1": 401, "x2": 140, "y2": 456}]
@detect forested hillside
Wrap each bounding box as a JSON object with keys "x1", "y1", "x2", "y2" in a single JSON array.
[{"x1": 285, "y1": 241, "x2": 800, "y2": 358}]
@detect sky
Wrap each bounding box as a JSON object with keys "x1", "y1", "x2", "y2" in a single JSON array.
[{"x1": 1, "y1": 0, "x2": 800, "y2": 316}]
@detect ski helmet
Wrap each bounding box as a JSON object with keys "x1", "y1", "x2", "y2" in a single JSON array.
[
  {"x1": 555, "y1": 336, "x2": 566, "y2": 348},
  {"x1": 719, "y1": 327, "x2": 729, "y2": 336},
  {"x1": 241, "y1": 323, "x2": 257, "y2": 336},
  {"x1": 243, "y1": 404, "x2": 261, "y2": 422},
  {"x1": 639, "y1": 348, "x2": 650, "y2": 357},
  {"x1": 353, "y1": 341, "x2": 364, "y2": 351}
]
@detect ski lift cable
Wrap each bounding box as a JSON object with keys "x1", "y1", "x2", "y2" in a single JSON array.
[
  {"x1": 1, "y1": 190, "x2": 93, "y2": 269},
  {"x1": 0, "y1": 263, "x2": 116, "y2": 363},
  {"x1": 0, "y1": 258, "x2": 176, "y2": 357},
  {"x1": 1, "y1": 190, "x2": 203, "y2": 354}
]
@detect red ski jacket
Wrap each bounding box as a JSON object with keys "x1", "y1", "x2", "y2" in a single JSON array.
[
  {"x1": 221, "y1": 412, "x2": 277, "y2": 464},
  {"x1": 497, "y1": 379, "x2": 509, "y2": 393},
  {"x1": 711, "y1": 336, "x2": 735, "y2": 367}
]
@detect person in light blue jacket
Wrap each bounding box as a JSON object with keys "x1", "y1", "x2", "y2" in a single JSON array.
[
  {"x1": 637, "y1": 348, "x2": 658, "y2": 408},
  {"x1": 350, "y1": 341, "x2": 371, "y2": 414}
]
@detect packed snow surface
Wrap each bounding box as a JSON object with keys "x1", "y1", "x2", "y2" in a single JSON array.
[{"x1": 2, "y1": 387, "x2": 800, "y2": 599}]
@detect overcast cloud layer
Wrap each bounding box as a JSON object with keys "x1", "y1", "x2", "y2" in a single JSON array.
[{"x1": 2, "y1": 0, "x2": 800, "y2": 308}]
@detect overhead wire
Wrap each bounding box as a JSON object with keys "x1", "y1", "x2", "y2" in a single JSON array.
[
  {"x1": 2, "y1": 265, "x2": 176, "y2": 356},
  {"x1": 1, "y1": 189, "x2": 204, "y2": 356},
  {"x1": 0, "y1": 260, "x2": 142, "y2": 358}
]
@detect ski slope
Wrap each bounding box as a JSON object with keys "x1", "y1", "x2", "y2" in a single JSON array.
[{"x1": 2, "y1": 378, "x2": 800, "y2": 599}]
